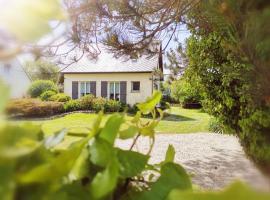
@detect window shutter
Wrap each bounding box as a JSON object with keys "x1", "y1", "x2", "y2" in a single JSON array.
[
  {"x1": 120, "y1": 81, "x2": 127, "y2": 103},
  {"x1": 72, "y1": 81, "x2": 78, "y2": 99},
  {"x1": 90, "y1": 81, "x2": 96, "y2": 97},
  {"x1": 101, "y1": 81, "x2": 107, "y2": 98}
]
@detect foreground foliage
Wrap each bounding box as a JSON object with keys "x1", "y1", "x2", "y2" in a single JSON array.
[
  {"x1": 1, "y1": 91, "x2": 191, "y2": 199},
  {"x1": 1, "y1": 91, "x2": 269, "y2": 200}
]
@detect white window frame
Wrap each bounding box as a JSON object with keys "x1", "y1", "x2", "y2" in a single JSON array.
[
  {"x1": 108, "y1": 81, "x2": 120, "y2": 100},
  {"x1": 79, "y1": 81, "x2": 91, "y2": 98}
]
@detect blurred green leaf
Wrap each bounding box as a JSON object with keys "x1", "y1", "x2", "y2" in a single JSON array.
[
  {"x1": 132, "y1": 163, "x2": 192, "y2": 200},
  {"x1": 89, "y1": 138, "x2": 115, "y2": 167},
  {"x1": 0, "y1": 0, "x2": 65, "y2": 42},
  {"x1": 0, "y1": 124, "x2": 43, "y2": 158},
  {"x1": 117, "y1": 149, "x2": 149, "y2": 178},
  {"x1": 0, "y1": 162, "x2": 15, "y2": 200},
  {"x1": 131, "y1": 111, "x2": 141, "y2": 123},
  {"x1": 99, "y1": 113, "x2": 124, "y2": 145},
  {"x1": 19, "y1": 138, "x2": 87, "y2": 183},
  {"x1": 49, "y1": 182, "x2": 90, "y2": 200},
  {"x1": 119, "y1": 126, "x2": 138, "y2": 139},
  {"x1": 69, "y1": 148, "x2": 90, "y2": 181},
  {"x1": 168, "y1": 182, "x2": 270, "y2": 200},
  {"x1": 89, "y1": 158, "x2": 119, "y2": 199},
  {"x1": 140, "y1": 120, "x2": 159, "y2": 137},
  {"x1": 92, "y1": 111, "x2": 103, "y2": 136},
  {"x1": 137, "y1": 91, "x2": 162, "y2": 114},
  {"x1": 163, "y1": 145, "x2": 175, "y2": 164}
]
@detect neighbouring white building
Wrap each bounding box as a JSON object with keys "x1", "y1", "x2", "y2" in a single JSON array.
[
  {"x1": 0, "y1": 59, "x2": 31, "y2": 98},
  {"x1": 61, "y1": 48, "x2": 163, "y2": 105}
]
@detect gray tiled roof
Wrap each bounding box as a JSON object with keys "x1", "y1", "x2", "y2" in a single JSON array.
[{"x1": 61, "y1": 51, "x2": 159, "y2": 73}]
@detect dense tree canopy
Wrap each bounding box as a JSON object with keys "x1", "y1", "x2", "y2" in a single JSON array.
[{"x1": 184, "y1": 0, "x2": 270, "y2": 169}]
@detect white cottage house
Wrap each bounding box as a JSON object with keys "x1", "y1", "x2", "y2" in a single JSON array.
[
  {"x1": 61, "y1": 50, "x2": 163, "y2": 105},
  {"x1": 0, "y1": 59, "x2": 31, "y2": 98}
]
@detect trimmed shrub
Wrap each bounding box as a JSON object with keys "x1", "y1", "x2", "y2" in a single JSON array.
[
  {"x1": 28, "y1": 80, "x2": 58, "y2": 98},
  {"x1": 49, "y1": 93, "x2": 71, "y2": 102},
  {"x1": 64, "y1": 100, "x2": 81, "y2": 112},
  {"x1": 80, "y1": 94, "x2": 95, "y2": 110},
  {"x1": 40, "y1": 90, "x2": 57, "y2": 101},
  {"x1": 5, "y1": 98, "x2": 64, "y2": 117},
  {"x1": 104, "y1": 99, "x2": 122, "y2": 112},
  {"x1": 92, "y1": 97, "x2": 106, "y2": 112}
]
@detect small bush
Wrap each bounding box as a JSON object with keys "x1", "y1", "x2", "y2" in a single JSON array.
[
  {"x1": 80, "y1": 94, "x2": 95, "y2": 110},
  {"x1": 64, "y1": 100, "x2": 81, "y2": 112},
  {"x1": 92, "y1": 97, "x2": 107, "y2": 112},
  {"x1": 127, "y1": 104, "x2": 139, "y2": 114},
  {"x1": 40, "y1": 90, "x2": 57, "y2": 101},
  {"x1": 49, "y1": 93, "x2": 71, "y2": 102},
  {"x1": 160, "y1": 97, "x2": 171, "y2": 110},
  {"x1": 6, "y1": 98, "x2": 64, "y2": 117},
  {"x1": 28, "y1": 80, "x2": 58, "y2": 98},
  {"x1": 105, "y1": 99, "x2": 122, "y2": 112},
  {"x1": 171, "y1": 78, "x2": 202, "y2": 108}
]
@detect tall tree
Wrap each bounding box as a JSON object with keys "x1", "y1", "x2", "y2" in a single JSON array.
[
  {"x1": 165, "y1": 43, "x2": 188, "y2": 84},
  {"x1": 24, "y1": 60, "x2": 59, "y2": 83}
]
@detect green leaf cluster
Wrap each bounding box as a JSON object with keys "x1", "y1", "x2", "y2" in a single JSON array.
[{"x1": 0, "y1": 91, "x2": 194, "y2": 200}]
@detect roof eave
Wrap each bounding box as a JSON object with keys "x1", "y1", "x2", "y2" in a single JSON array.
[{"x1": 61, "y1": 71, "x2": 154, "y2": 74}]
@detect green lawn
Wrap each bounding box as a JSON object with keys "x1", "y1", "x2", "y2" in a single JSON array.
[
  {"x1": 12, "y1": 107, "x2": 210, "y2": 149},
  {"x1": 157, "y1": 107, "x2": 211, "y2": 133},
  {"x1": 25, "y1": 106, "x2": 211, "y2": 136}
]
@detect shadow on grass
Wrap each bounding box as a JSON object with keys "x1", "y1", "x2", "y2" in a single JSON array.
[
  {"x1": 127, "y1": 112, "x2": 196, "y2": 122},
  {"x1": 162, "y1": 114, "x2": 195, "y2": 122}
]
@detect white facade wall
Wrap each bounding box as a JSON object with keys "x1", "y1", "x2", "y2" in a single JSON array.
[
  {"x1": 0, "y1": 59, "x2": 31, "y2": 98},
  {"x1": 64, "y1": 73, "x2": 153, "y2": 105}
]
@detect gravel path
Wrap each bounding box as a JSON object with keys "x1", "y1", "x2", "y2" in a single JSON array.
[{"x1": 116, "y1": 133, "x2": 270, "y2": 191}]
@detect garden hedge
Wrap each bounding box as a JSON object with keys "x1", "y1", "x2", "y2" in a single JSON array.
[{"x1": 6, "y1": 98, "x2": 64, "y2": 117}]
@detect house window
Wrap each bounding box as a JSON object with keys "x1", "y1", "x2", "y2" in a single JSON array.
[
  {"x1": 131, "y1": 81, "x2": 140, "y2": 92},
  {"x1": 109, "y1": 82, "x2": 120, "y2": 101},
  {"x1": 79, "y1": 81, "x2": 91, "y2": 97}
]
